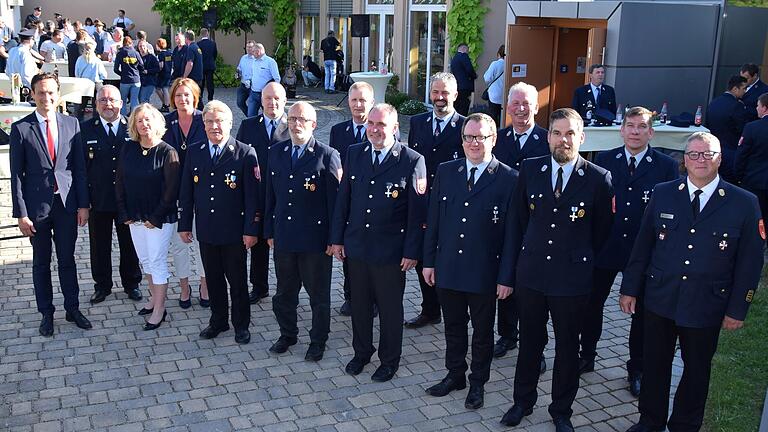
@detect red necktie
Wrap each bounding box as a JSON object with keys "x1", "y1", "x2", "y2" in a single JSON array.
[{"x1": 46, "y1": 120, "x2": 58, "y2": 192}]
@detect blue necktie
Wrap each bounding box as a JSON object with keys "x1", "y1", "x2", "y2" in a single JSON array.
[
  {"x1": 291, "y1": 145, "x2": 300, "y2": 168},
  {"x1": 212, "y1": 145, "x2": 221, "y2": 164}
]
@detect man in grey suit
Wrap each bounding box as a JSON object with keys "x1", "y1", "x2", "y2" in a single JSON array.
[{"x1": 10, "y1": 72, "x2": 91, "y2": 337}]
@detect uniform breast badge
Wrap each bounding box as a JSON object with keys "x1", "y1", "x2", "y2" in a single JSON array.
[
  {"x1": 570, "y1": 206, "x2": 579, "y2": 222},
  {"x1": 642, "y1": 191, "x2": 650, "y2": 203},
  {"x1": 385, "y1": 183, "x2": 394, "y2": 198},
  {"x1": 492, "y1": 206, "x2": 499, "y2": 224},
  {"x1": 88, "y1": 147, "x2": 94, "y2": 159},
  {"x1": 193, "y1": 175, "x2": 199, "y2": 183}
]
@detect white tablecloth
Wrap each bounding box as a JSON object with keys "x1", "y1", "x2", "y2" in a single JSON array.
[
  {"x1": 0, "y1": 74, "x2": 95, "y2": 104},
  {"x1": 0, "y1": 103, "x2": 37, "y2": 178},
  {"x1": 582, "y1": 124, "x2": 710, "y2": 152},
  {"x1": 350, "y1": 72, "x2": 394, "y2": 106}
]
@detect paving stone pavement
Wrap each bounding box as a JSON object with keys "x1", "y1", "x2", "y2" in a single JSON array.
[{"x1": 0, "y1": 86, "x2": 686, "y2": 431}]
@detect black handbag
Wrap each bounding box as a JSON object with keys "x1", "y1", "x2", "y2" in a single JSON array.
[{"x1": 482, "y1": 69, "x2": 503, "y2": 101}]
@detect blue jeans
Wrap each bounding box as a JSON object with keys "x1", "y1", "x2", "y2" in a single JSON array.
[
  {"x1": 120, "y1": 82, "x2": 141, "y2": 116},
  {"x1": 138, "y1": 85, "x2": 155, "y2": 104},
  {"x1": 247, "y1": 90, "x2": 262, "y2": 117},
  {"x1": 324, "y1": 60, "x2": 336, "y2": 91},
  {"x1": 236, "y1": 84, "x2": 250, "y2": 116}
]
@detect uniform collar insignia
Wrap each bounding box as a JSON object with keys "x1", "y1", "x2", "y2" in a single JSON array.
[
  {"x1": 284, "y1": 145, "x2": 289, "y2": 151},
  {"x1": 533, "y1": 134, "x2": 539, "y2": 140},
  {"x1": 541, "y1": 164, "x2": 548, "y2": 172},
  {"x1": 487, "y1": 165, "x2": 496, "y2": 174},
  {"x1": 229, "y1": 144, "x2": 235, "y2": 150},
  {"x1": 678, "y1": 183, "x2": 685, "y2": 191},
  {"x1": 718, "y1": 188, "x2": 725, "y2": 197},
  {"x1": 94, "y1": 119, "x2": 100, "y2": 125},
  {"x1": 577, "y1": 168, "x2": 585, "y2": 176},
  {"x1": 506, "y1": 130, "x2": 512, "y2": 137},
  {"x1": 259, "y1": 116, "x2": 263, "y2": 123},
  {"x1": 646, "y1": 156, "x2": 653, "y2": 163},
  {"x1": 200, "y1": 143, "x2": 206, "y2": 149},
  {"x1": 458, "y1": 165, "x2": 464, "y2": 172},
  {"x1": 615, "y1": 153, "x2": 623, "y2": 159},
  {"x1": 364, "y1": 145, "x2": 370, "y2": 152},
  {"x1": 392, "y1": 150, "x2": 399, "y2": 157},
  {"x1": 121, "y1": 118, "x2": 126, "y2": 125},
  {"x1": 346, "y1": 125, "x2": 350, "y2": 132}
]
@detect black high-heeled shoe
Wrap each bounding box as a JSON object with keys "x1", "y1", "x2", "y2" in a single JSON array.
[
  {"x1": 199, "y1": 286, "x2": 210, "y2": 308},
  {"x1": 138, "y1": 307, "x2": 153, "y2": 316},
  {"x1": 143, "y1": 310, "x2": 167, "y2": 331}
]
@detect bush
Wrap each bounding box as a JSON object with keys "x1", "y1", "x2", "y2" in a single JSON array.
[
  {"x1": 398, "y1": 99, "x2": 428, "y2": 115},
  {"x1": 213, "y1": 54, "x2": 239, "y2": 88},
  {"x1": 385, "y1": 91, "x2": 410, "y2": 110}
]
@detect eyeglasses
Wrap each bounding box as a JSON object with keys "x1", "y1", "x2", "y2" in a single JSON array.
[
  {"x1": 287, "y1": 117, "x2": 313, "y2": 124},
  {"x1": 97, "y1": 97, "x2": 120, "y2": 104},
  {"x1": 462, "y1": 134, "x2": 494, "y2": 144},
  {"x1": 685, "y1": 151, "x2": 719, "y2": 160}
]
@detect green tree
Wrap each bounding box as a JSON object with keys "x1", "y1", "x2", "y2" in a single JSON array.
[
  {"x1": 446, "y1": 0, "x2": 488, "y2": 65},
  {"x1": 271, "y1": 0, "x2": 299, "y2": 70},
  {"x1": 152, "y1": 0, "x2": 271, "y2": 35}
]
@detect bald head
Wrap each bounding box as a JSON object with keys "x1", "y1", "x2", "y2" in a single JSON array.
[
  {"x1": 262, "y1": 82, "x2": 287, "y2": 120},
  {"x1": 287, "y1": 102, "x2": 317, "y2": 144}
]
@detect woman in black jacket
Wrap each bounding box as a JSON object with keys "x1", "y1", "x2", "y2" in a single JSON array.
[
  {"x1": 116, "y1": 103, "x2": 179, "y2": 330},
  {"x1": 138, "y1": 40, "x2": 160, "y2": 104}
]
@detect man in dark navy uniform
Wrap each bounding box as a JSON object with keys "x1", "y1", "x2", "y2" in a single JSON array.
[
  {"x1": 182, "y1": 30, "x2": 204, "y2": 108},
  {"x1": 236, "y1": 82, "x2": 290, "y2": 304},
  {"x1": 572, "y1": 64, "x2": 617, "y2": 121},
  {"x1": 329, "y1": 81, "x2": 375, "y2": 315},
  {"x1": 82, "y1": 85, "x2": 142, "y2": 304},
  {"x1": 449, "y1": 43, "x2": 477, "y2": 116},
  {"x1": 740, "y1": 63, "x2": 768, "y2": 122},
  {"x1": 735, "y1": 92, "x2": 768, "y2": 243},
  {"x1": 265, "y1": 101, "x2": 342, "y2": 361},
  {"x1": 706, "y1": 75, "x2": 749, "y2": 183},
  {"x1": 621, "y1": 132, "x2": 764, "y2": 432},
  {"x1": 406, "y1": 72, "x2": 466, "y2": 328},
  {"x1": 197, "y1": 28, "x2": 218, "y2": 102},
  {"x1": 422, "y1": 113, "x2": 518, "y2": 410},
  {"x1": 331, "y1": 103, "x2": 428, "y2": 382},
  {"x1": 171, "y1": 32, "x2": 187, "y2": 82},
  {"x1": 497, "y1": 108, "x2": 614, "y2": 432},
  {"x1": 178, "y1": 100, "x2": 260, "y2": 344},
  {"x1": 580, "y1": 106, "x2": 680, "y2": 397},
  {"x1": 491, "y1": 81, "x2": 550, "y2": 359}
]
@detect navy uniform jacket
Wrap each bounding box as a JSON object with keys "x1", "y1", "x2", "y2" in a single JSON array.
[
  {"x1": 735, "y1": 116, "x2": 768, "y2": 189},
  {"x1": 163, "y1": 110, "x2": 206, "y2": 171},
  {"x1": 183, "y1": 42, "x2": 204, "y2": 82},
  {"x1": 706, "y1": 93, "x2": 748, "y2": 180},
  {"x1": 178, "y1": 136, "x2": 260, "y2": 245},
  {"x1": 81, "y1": 116, "x2": 130, "y2": 213},
  {"x1": 236, "y1": 113, "x2": 290, "y2": 236},
  {"x1": 10, "y1": 112, "x2": 89, "y2": 220},
  {"x1": 408, "y1": 111, "x2": 466, "y2": 189},
  {"x1": 265, "y1": 137, "x2": 342, "y2": 253},
  {"x1": 594, "y1": 146, "x2": 680, "y2": 270},
  {"x1": 449, "y1": 51, "x2": 477, "y2": 91},
  {"x1": 497, "y1": 155, "x2": 614, "y2": 296},
  {"x1": 620, "y1": 178, "x2": 763, "y2": 328},
  {"x1": 424, "y1": 158, "x2": 518, "y2": 294},
  {"x1": 197, "y1": 38, "x2": 218, "y2": 72},
  {"x1": 171, "y1": 45, "x2": 187, "y2": 80},
  {"x1": 331, "y1": 141, "x2": 428, "y2": 265},
  {"x1": 572, "y1": 84, "x2": 617, "y2": 119},
  {"x1": 742, "y1": 79, "x2": 768, "y2": 121},
  {"x1": 492, "y1": 124, "x2": 550, "y2": 171},
  {"x1": 329, "y1": 119, "x2": 369, "y2": 163}
]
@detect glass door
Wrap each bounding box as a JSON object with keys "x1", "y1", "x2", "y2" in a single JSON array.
[{"x1": 408, "y1": 9, "x2": 446, "y2": 104}]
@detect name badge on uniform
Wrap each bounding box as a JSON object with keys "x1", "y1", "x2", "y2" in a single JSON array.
[{"x1": 660, "y1": 213, "x2": 674, "y2": 220}]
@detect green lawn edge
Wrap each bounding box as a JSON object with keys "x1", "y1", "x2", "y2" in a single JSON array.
[{"x1": 704, "y1": 265, "x2": 768, "y2": 432}]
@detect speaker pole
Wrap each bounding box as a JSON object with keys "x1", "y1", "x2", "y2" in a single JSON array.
[{"x1": 359, "y1": 37, "x2": 363, "y2": 72}]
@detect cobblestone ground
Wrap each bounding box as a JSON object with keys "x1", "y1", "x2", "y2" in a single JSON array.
[{"x1": 0, "y1": 86, "x2": 684, "y2": 431}]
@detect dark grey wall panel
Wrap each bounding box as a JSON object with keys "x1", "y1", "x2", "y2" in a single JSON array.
[
  {"x1": 616, "y1": 2, "x2": 719, "y2": 67},
  {"x1": 613, "y1": 67, "x2": 711, "y2": 115},
  {"x1": 300, "y1": 0, "x2": 321, "y2": 16},
  {"x1": 329, "y1": 0, "x2": 353, "y2": 16}
]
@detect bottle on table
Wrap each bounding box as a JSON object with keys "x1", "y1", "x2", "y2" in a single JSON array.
[
  {"x1": 694, "y1": 106, "x2": 702, "y2": 126},
  {"x1": 660, "y1": 101, "x2": 669, "y2": 124},
  {"x1": 615, "y1": 104, "x2": 624, "y2": 125}
]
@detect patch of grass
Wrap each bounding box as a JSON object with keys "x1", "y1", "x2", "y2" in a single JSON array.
[{"x1": 704, "y1": 266, "x2": 768, "y2": 432}]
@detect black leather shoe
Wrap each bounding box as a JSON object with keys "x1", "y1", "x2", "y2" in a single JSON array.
[
  {"x1": 540, "y1": 357, "x2": 547, "y2": 375},
  {"x1": 339, "y1": 301, "x2": 351, "y2": 316},
  {"x1": 65, "y1": 310, "x2": 93, "y2": 329},
  {"x1": 269, "y1": 336, "x2": 297, "y2": 354},
  {"x1": 39, "y1": 314, "x2": 54, "y2": 337},
  {"x1": 403, "y1": 314, "x2": 441, "y2": 328},
  {"x1": 305, "y1": 343, "x2": 325, "y2": 361},
  {"x1": 235, "y1": 328, "x2": 251, "y2": 344},
  {"x1": 138, "y1": 307, "x2": 153, "y2": 316},
  {"x1": 125, "y1": 288, "x2": 142, "y2": 301},
  {"x1": 248, "y1": 289, "x2": 261, "y2": 304},
  {"x1": 425, "y1": 376, "x2": 466, "y2": 397},
  {"x1": 493, "y1": 337, "x2": 517, "y2": 358},
  {"x1": 199, "y1": 324, "x2": 229, "y2": 339},
  {"x1": 143, "y1": 311, "x2": 167, "y2": 331},
  {"x1": 465, "y1": 385, "x2": 484, "y2": 409},
  {"x1": 553, "y1": 416, "x2": 575, "y2": 432},
  {"x1": 578, "y1": 357, "x2": 595, "y2": 376},
  {"x1": 90, "y1": 290, "x2": 112, "y2": 304},
  {"x1": 626, "y1": 423, "x2": 664, "y2": 432},
  {"x1": 500, "y1": 405, "x2": 532, "y2": 426},
  {"x1": 345, "y1": 357, "x2": 369, "y2": 375},
  {"x1": 371, "y1": 365, "x2": 398, "y2": 382},
  {"x1": 628, "y1": 373, "x2": 642, "y2": 397}
]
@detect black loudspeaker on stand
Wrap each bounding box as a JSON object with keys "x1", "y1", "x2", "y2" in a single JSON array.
[
  {"x1": 350, "y1": 14, "x2": 369, "y2": 72},
  {"x1": 203, "y1": 8, "x2": 218, "y2": 29}
]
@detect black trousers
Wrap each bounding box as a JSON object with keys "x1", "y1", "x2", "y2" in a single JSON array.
[
  {"x1": 30, "y1": 195, "x2": 80, "y2": 315},
  {"x1": 455, "y1": 89, "x2": 472, "y2": 116},
  {"x1": 199, "y1": 241, "x2": 250, "y2": 330},
  {"x1": 497, "y1": 293, "x2": 520, "y2": 342},
  {"x1": 342, "y1": 260, "x2": 351, "y2": 301},
  {"x1": 248, "y1": 240, "x2": 270, "y2": 296},
  {"x1": 88, "y1": 209, "x2": 142, "y2": 293},
  {"x1": 194, "y1": 79, "x2": 205, "y2": 110},
  {"x1": 514, "y1": 286, "x2": 588, "y2": 419},
  {"x1": 487, "y1": 101, "x2": 502, "y2": 127},
  {"x1": 347, "y1": 257, "x2": 405, "y2": 367},
  {"x1": 202, "y1": 69, "x2": 215, "y2": 101},
  {"x1": 273, "y1": 251, "x2": 332, "y2": 344},
  {"x1": 580, "y1": 267, "x2": 644, "y2": 374},
  {"x1": 437, "y1": 287, "x2": 496, "y2": 386},
  {"x1": 415, "y1": 263, "x2": 441, "y2": 318},
  {"x1": 639, "y1": 310, "x2": 720, "y2": 432}
]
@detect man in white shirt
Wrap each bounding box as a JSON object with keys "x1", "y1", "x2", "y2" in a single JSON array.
[
  {"x1": 235, "y1": 40, "x2": 257, "y2": 115},
  {"x1": 39, "y1": 30, "x2": 66, "y2": 62},
  {"x1": 246, "y1": 43, "x2": 280, "y2": 117}
]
